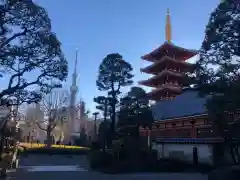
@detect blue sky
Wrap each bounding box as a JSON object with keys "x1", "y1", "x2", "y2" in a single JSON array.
[{"x1": 32, "y1": 0, "x2": 220, "y2": 113}]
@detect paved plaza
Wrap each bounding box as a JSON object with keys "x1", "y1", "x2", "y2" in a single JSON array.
[{"x1": 8, "y1": 155, "x2": 207, "y2": 180}]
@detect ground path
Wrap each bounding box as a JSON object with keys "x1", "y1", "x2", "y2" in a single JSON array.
[{"x1": 8, "y1": 155, "x2": 207, "y2": 180}]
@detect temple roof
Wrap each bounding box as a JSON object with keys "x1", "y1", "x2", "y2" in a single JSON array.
[
  {"x1": 148, "y1": 85, "x2": 181, "y2": 95},
  {"x1": 140, "y1": 56, "x2": 193, "y2": 74},
  {"x1": 151, "y1": 89, "x2": 208, "y2": 121},
  {"x1": 147, "y1": 86, "x2": 182, "y2": 100},
  {"x1": 139, "y1": 70, "x2": 183, "y2": 86},
  {"x1": 141, "y1": 42, "x2": 198, "y2": 62}
]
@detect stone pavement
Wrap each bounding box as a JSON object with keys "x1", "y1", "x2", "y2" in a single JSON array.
[
  {"x1": 18, "y1": 165, "x2": 88, "y2": 172},
  {"x1": 7, "y1": 155, "x2": 208, "y2": 180}
]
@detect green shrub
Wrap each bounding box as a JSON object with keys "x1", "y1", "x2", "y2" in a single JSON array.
[
  {"x1": 89, "y1": 148, "x2": 159, "y2": 173},
  {"x1": 90, "y1": 141, "x2": 101, "y2": 151},
  {"x1": 88, "y1": 150, "x2": 114, "y2": 169},
  {"x1": 22, "y1": 147, "x2": 90, "y2": 155}
]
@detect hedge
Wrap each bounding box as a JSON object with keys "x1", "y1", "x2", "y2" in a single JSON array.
[
  {"x1": 21, "y1": 147, "x2": 90, "y2": 155},
  {"x1": 20, "y1": 143, "x2": 87, "y2": 149},
  {"x1": 88, "y1": 149, "x2": 214, "y2": 174}
]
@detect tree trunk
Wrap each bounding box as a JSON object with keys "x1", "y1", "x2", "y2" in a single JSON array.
[
  {"x1": 111, "y1": 95, "x2": 116, "y2": 136},
  {"x1": 46, "y1": 129, "x2": 52, "y2": 148},
  {"x1": 234, "y1": 146, "x2": 240, "y2": 164},
  {"x1": 229, "y1": 146, "x2": 238, "y2": 164},
  {"x1": 111, "y1": 107, "x2": 115, "y2": 134},
  {"x1": 237, "y1": 145, "x2": 240, "y2": 161},
  {"x1": 136, "y1": 124, "x2": 140, "y2": 137}
]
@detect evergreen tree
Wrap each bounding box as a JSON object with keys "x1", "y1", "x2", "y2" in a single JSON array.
[
  {"x1": 0, "y1": 0, "x2": 68, "y2": 105},
  {"x1": 96, "y1": 53, "x2": 133, "y2": 134},
  {"x1": 196, "y1": 0, "x2": 240, "y2": 90},
  {"x1": 93, "y1": 96, "x2": 112, "y2": 121},
  {"x1": 195, "y1": 0, "x2": 240, "y2": 164},
  {"x1": 118, "y1": 87, "x2": 153, "y2": 137}
]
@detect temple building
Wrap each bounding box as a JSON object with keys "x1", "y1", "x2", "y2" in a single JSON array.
[{"x1": 138, "y1": 9, "x2": 222, "y2": 164}]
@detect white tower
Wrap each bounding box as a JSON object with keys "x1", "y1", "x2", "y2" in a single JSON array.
[{"x1": 69, "y1": 50, "x2": 78, "y2": 135}]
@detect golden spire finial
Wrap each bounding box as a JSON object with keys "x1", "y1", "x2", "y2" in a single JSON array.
[{"x1": 165, "y1": 8, "x2": 171, "y2": 43}]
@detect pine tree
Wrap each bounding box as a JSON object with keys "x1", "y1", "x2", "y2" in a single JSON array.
[
  {"x1": 196, "y1": 0, "x2": 240, "y2": 89},
  {"x1": 96, "y1": 53, "x2": 133, "y2": 135},
  {"x1": 93, "y1": 96, "x2": 112, "y2": 121},
  {"x1": 0, "y1": 0, "x2": 68, "y2": 105},
  {"x1": 118, "y1": 87, "x2": 153, "y2": 136},
  {"x1": 195, "y1": 0, "x2": 240, "y2": 164}
]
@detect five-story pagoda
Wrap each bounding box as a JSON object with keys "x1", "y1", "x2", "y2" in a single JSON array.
[{"x1": 139, "y1": 9, "x2": 198, "y2": 100}]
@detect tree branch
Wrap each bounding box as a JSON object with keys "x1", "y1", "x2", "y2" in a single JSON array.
[
  {"x1": 8, "y1": 66, "x2": 28, "y2": 89},
  {"x1": 36, "y1": 122, "x2": 47, "y2": 131},
  {"x1": 0, "y1": 72, "x2": 47, "y2": 99},
  {"x1": 0, "y1": 27, "x2": 27, "y2": 48},
  {"x1": 50, "y1": 122, "x2": 57, "y2": 132}
]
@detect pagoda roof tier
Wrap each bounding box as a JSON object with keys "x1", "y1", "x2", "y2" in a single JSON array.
[
  {"x1": 139, "y1": 70, "x2": 184, "y2": 87},
  {"x1": 141, "y1": 42, "x2": 198, "y2": 62},
  {"x1": 140, "y1": 56, "x2": 194, "y2": 74},
  {"x1": 147, "y1": 86, "x2": 182, "y2": 100}
]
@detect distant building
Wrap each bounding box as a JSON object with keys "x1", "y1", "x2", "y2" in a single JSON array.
[{"x1": 18, "y1": 50, "x2": 100, "y2": 144}]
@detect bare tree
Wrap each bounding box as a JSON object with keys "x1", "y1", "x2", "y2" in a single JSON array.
[
  {"x1": 52, "y1": 125, "x2": 65, "y2": 144},
  {"x1": 37, "y1": 89, "x2": 69, "y2": 147}
]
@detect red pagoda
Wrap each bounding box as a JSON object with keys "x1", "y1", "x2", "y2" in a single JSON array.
[
  {"x1": 138, "y1": 9, "x2": 197, "y2": 100},
  {"x1": 138, "y1": 10, "x2": 223, "y2": 164}
]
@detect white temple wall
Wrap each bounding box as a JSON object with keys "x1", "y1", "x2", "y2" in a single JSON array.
[{"x1": 153, "y1": 143, "x2": 213, "y2": 164}]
